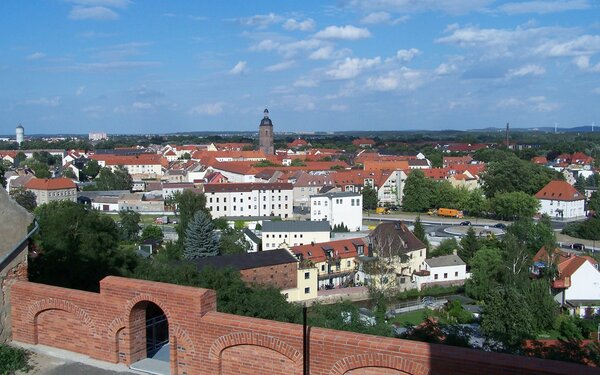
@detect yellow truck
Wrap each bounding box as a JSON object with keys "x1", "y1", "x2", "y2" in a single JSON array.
[
  {"x1": 375, "y1": 207, "x2": 390, "y2": 214},
  {"x1": 428, "y1": 208, "x2": 464, "y2": 218}
]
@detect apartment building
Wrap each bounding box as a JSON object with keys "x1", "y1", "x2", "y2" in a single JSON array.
[{"x1": 204, "y1": 183, "x2": 293, "y2": 219}]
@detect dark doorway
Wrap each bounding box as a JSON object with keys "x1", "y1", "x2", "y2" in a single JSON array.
[{"x1": 146, "y1": 303, "x2": 169, "y2": 358}]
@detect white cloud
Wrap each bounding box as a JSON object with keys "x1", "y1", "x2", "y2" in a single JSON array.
[
  {"x1": 293, "y1": 78, "x2": 319, "y2": 87},
  {"x1": 395, "y1": 48, "x2": 421, "y2": 62},
  {"x1": 229, "y1": 61, "x2": 248, "y2": 75},
  {"x1": 506, "y1": 64, "x2": 546, "y2": 78},
  {"x1": 366, "y1": 68, "x2": 424, "y2": 91},
  {"x1": 326, "y1": 57, "x2": 381, "y2": 79},
  {"x1": 132, "y1": 102, "x2": 153, "y2": 110},
  {"x1": 308, "y1": 46, "x2": 350, "y2": 60},
  {"x1": 360, "y1": 12, "x2": 409, "y2": 25},
  {"x1": 238, "y1": 13, "x2": 283, "y2": 29},
  {"x1": 434, "y1": 63, "x2": 458, "y2": 75},
  {"x1": 497, "y1": 96, "x2": 560, "y2": 112},
  {"x1": 536, "y1": 35, "x2": 600, "y2": 57},
  {"x1": 61, "y1": 61, "x2": 160, "y2": 72},
  {"x1": 26, "y1": 52, "x2": 46, "y2": 60},
  {"x1": 264, "y1": 60, "x2": 295, "y2": 72},
  {"x1": 345, "y1": 0, "x2": 493, "y2": 15},
  {"x1": 278, "y1": 39, "x2": 323, "y2": 58},
  {"x1": 330, "y1": 104, "x2": 348, "y2": 111},
  {"x1": 283, "y1": 18, "x2": 316, "y2": 31},
  {"x1": 499, "y1": 0, "x2": 590, "y2": 14},
  {"x1": 314, "y1": 25, "x2": 371, "y2": 40},
  {"x1": 360, "y1": 12, "x2": 391, "y2": 24},
  {"x1": 67, "y1": 0, "x2": 131, "y2": 8},
  {"x1": 573, "y1": 56, "x2": 600, "y2": 72},
  {"x1": 76, "y1": 86, "x2": 86, "y2": 96},
  {"x1": 250, "y1": 39, "x2": 280, "y2": 52},
  {"x1": 25, "y1": 97, "x2": 61, "y2": 107},
  {"x1": 189, "y1": 102, "x2": 224, "y2": 116},
  {"x1": 69, "y1": 6, "x2": 120, "y2": 20},
  {"x1": 114, "y1": 102, "x2": 155, "y2": 114}
]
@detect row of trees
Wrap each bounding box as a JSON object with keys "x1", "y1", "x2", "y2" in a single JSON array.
[{"x1": 402, "y1": 170, "x2": 540, "y2": 220}]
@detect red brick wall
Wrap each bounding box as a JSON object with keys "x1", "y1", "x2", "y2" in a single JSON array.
[
  {"x1": 239, "y1": 262, "x2": 297, "y2": 290},
  {"x1": 10, "y1": 276, "x2": 598, "y2": 375}
]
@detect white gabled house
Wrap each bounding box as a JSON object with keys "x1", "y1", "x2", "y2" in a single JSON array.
[
  {"x1": 535, "y1": 180, "x2": 585, "y2": 219},
  {"x1": 413, "y1": 252, "x2": 469, "y2": 291}
]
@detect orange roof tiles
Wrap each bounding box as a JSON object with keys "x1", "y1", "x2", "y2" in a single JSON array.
[
  {"x1": 291, "y1": 238, "x2": 368, "y2": 263},
  {"x1": 25, "y1": 177, "x2": 76, "y2": 190},
  {"x1": 535, "y1": 180, "x2": 584, "y2": 201}
]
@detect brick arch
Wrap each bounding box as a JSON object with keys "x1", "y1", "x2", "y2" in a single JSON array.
[
  {"x1": 107, "y1": 317, "x2": 126, "y2": 363},
  {"x1": 329, "y1": 353, "x2": 429, "y2": 375},
  {"x1": 208, "y1": 332, "x2": 302, "y2": 371},
  {"x1": 172, "y1": 324, "x2": 195, "y2": 353},
  {"x1": 26, "y1": 298, "x2": 97, "y2": 342},
  {"x1": 125, "y1": 293, "x2": 174, "y2": 323}
]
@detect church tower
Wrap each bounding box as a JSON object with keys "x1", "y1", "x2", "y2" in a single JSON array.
[{"x1": 259, "y1": 108, "x2": 274, "y2": 155}]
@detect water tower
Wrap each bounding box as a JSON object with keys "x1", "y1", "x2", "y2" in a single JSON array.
[{"x1": 15, "y1": 124, "x2": 24, "y2": 146}]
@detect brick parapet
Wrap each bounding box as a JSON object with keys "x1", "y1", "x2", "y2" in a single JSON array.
[{"x1": 10, "y1": 276, "x2": 598, "y2": 375}]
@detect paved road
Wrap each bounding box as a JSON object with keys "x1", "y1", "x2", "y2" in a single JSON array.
[{"x1": 42, "y1": 363, "x2": 137, "y2": 375}]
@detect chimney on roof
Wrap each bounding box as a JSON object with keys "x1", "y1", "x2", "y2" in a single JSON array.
[{"x1": 311, "y1": 241, "x2": 315, "y2": 246}]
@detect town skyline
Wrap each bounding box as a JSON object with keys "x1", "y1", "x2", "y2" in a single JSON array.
[{"x1": 2, "y1": 1, "x2": 600, "y2": 134}]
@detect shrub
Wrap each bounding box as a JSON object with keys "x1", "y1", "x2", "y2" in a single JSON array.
[{"x1": 0, "y1": 344, "x2": 29, "y2": 375}]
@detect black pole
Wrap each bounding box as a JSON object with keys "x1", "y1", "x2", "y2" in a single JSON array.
[{"x1": 303, "y1": 305, "x2": 308, "y2": 375}]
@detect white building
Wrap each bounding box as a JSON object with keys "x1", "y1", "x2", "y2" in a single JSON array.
[
  {"x1": 414, "y1": 253, "x2": 468, "y2": 291},
  {"x1": 535, "y1": 180, "x2": 585, "y2": 219},
  {"x1": 89, "y1": 132, "x2": 108, "y2": 141},
  {"x1": 552, "y1": 256, "x2": 600, "y2": 318},
  {"x1": 310, "y1": 191, "x2": 363, "y2": 231},
  {"x1": 261, "y1": 220, "x2": 330, "y2": 250},
  {"x1": 377, "y1": 170, "x2": 407, "y2": 207},
  {"x1": 91, "y1": 154, "x2": 164, "y2": 178},
  {"x1": 16, "y1": 124, "x2": 24, "y2": 146},
  {"x1": 204, "y1": 182, "x2": 293, "y2": 219}
]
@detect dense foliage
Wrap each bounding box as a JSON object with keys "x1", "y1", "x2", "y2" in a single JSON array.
[
  {"x1": 184, "y1": 210, "x2": 219, "y2": 259},
  {"x1": 0, "y1": 344, "x2": 30, "y2": 375}
]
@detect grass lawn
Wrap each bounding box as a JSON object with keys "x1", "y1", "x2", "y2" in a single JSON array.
[{"x1": 389, "y1": 309, "x2": 432, "y2": 326}]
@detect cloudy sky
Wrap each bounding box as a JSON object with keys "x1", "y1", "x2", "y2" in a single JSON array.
[{"x1": 1, "y1": 0, "x2": 600, "y2": 134}]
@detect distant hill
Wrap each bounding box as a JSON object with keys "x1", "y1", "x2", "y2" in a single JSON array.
[{"x1": 469, "y1": 125, "x2": 597, "y2": 133}]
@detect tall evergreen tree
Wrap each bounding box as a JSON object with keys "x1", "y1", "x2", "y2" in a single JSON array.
[
  {"x1": 174, "y1": 189, "x2": 208, "y2": 245},
  {"x1": 413, "y1": 216, "x2": 429, "y2": 249},
  {"x1": 459, "y1": 227, "x2": 480, "y2": 265},
  {"x1": 361, "y1": 185, "x2": 378, "y2": 210},
  {"x1": 119, "y1": 209, "x2": 141, "y2": 242},
  {"x1": 184, "y1": 210, "x2": 219, "y2": 260}
]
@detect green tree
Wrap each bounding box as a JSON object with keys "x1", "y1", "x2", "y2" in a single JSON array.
[
  {"x1": 432, "y1": 180, "x2": 459, "y2": 209},
  {"x1": 94, "y1": 166, "x2": 133, "y2": 190},
  {"x1": 174, "y1": 189, "x2": 208, "y2": 245},
  {"x1": 29, "y1": 201, "x2": 137, "y2": 292},
  {"x1": 459, "y1": 227, "x2": 480, "y2": 265},
  {"x1": 562, "y1": 217, "x2": 600, "y2": 240},
  {"x1": 459, "y1": 188, "x2": 488, "y2": 217},
  {"x1": 290, "y1": 158, "x2": 306, "y2": 166},
  {"x1": 574, "y1": 175, "x2": 586, "y2": 194},
  {"x1": 402, "y1": 170, "x2": 434, "y2": 212},
  {"x1": 429, "y1": 238, "x2": 460, "y2": 258},
  {"x1": 140, "y1": 225, "x2": 164, "y2": 242},
  {"x1": 184, "y1": 210, "x2": 219, "y2": 259},
  {"x1": 63, "y1": 169, "x2": 76, "y2": 179},
  {"x1": 361, "y1": 185, "x2": 378, "y2": 210},
  {"x1": 24, "y1": 158, "x2": 51, "y2": 178},
  {"x1": 9, "y1": 187, "x2": 37, "y2": 212},
  {"x1": 481, "y1": 157, "x2": 560, "y2": 198},
  {"x1": 0, "y1": 163, "x2": 5, "y2": 188},
  {"x1": 219, "y1": 227, "x2": 251, "y2": 255},
  {"x1": 481, "y1": 286, "x2": 535, "y2": 351},
  {"x1": 465, "y1": 246, "x2": 504, "y2": 300},
  {"x1": 490, "y1": 191, "x2": 539, "y2": 220},
  {"x1": 506, "y1": 217, "x2": 555, "y2": 254},
  {"x1": 119, "y1": 209, "x2": 141, "y2": 242},
  {"x1": 588, "y1": 191, "x2": 600, "y2": 214},
  {"x1": 525, "y1": 279, "x2": 558, "y2": 333},
  {"x1": 82, "y1": 159, "x2": 100, "y2": 179},
  {"x1": 412, "y1": 216, "x2": 429, "y2": 249}
]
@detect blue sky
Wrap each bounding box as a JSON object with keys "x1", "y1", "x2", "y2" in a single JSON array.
[{"x1": 1, "y1": 0, "x2": 600, "y2": 135}]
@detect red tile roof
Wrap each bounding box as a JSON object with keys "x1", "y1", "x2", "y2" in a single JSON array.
[
  {"x1": 291, "y1": 238, "x2": 368, "y2": 263},
  {"x1": 203, "y1": 182, "x2": 293, "y2": 193},
  {"x1": 535, "y1": 180, "x2": 584, "y2": 201},
  {"x1": 25, "y1": 177, "x2": 76, "y2": 190},
  {"x1": 90, "y1": 154, "x2": 163, "y2": 166}
]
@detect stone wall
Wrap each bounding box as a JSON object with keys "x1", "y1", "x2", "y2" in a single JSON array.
[
  {"x1": 0, "y1": 188, "x2": 33, "y2": 343},
  {"x1": 11, "y1": 276, "x2": 597, "y2": 375}
]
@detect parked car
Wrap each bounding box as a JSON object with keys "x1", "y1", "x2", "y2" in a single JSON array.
[
  {"x1": 493, "y1": 223, "x2": 507, "y2": 229},
  {"x1": 460, "y1": 221, "x2": 471, "y2": 226},
  {"x1": 571, "y1": 243, "x2": 585, "y2": 251}
]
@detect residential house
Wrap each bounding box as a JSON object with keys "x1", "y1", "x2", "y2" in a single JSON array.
[
  {"x1": 291, "y1": 238, "x2": 368, "y2": 289},
  {"x1": 24, "y1": 178, "x2": 77, "y2": 205},
  {"x1": 414, "y1": 252, "x2": 468, "y2": 291},
  {"x1": 366, "y1": 221, "x2": 427, "y2": 291},
  {"x1": 90, "y1": 154, "x2": 165, "y2": 178},
  {"x1": 532, "y1": 247, "x2": 600, "y2": 318},
  {"x1": 261, "y1": 220, "x2": 330, "y2": 250},
  {"x1": 443, "y1": 155, "x2": 473, "y2": 168},
  {"x1": 190, "y1": 249, "x2": 317, "y2": 303},
  {"x1": 352, "y1": 138, "x2": 376, "y2": 148},
  {"x1": 310, "y1": 191, "x2": 363, "y2": 231},
  {"x1": 204, "y1": 182, "x2": 293, "y2": 219},
  {"x1": 118, "y1": 193, "x2": 164, "y2": 212},
  {"x1": 535, "y1": 180, "x2": 585, "y2": 219},
  {"x1": 292, "y1": 172, "x2": 335, "y2": 208}
]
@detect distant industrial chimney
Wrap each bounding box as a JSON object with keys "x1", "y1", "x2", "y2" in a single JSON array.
[
  {"x1": 505, "y1": 122, "x2": 509, "y2": 148},
  {"x1": 15, "y1": 124, "x2": 24, "y2": 146}
]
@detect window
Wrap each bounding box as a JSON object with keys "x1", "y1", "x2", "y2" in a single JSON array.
[
  {"x1": 233, "y1": 205, "x2": 236, "y2": 211},
  {"x1": 304, "y1": 272, "x2": 310, "y2": 279},
  {"x1": 216, "y1": 197, "x2": 219, "y2": 203},
  {"x1": 455, "y1": 271, "x2": 458, "y2": 277},
  {"x1": 444, "y1": 273, "x2": 448, "y2": 279},
  {"x1": 321, "y1": 265, "x2": 325, "y2": 271},
  {"x1": 434, "y1": 274, "x2": 438, "y2": 280},
  {"x1": 304, "y1": 287, "x2": 310, "y2": 294},
  {"x1": 300, "y1": 234, "x2": 303, "y2": 238},
  {"x1": 224, "y1": 197, "x2": 227, "y2": 202},
  {"x1": 233, "y1": 197, "x2": 236, "y2": 202},
  {"x1": 400, "y1": 277, "x2": 406, "y2": 284},
  {"x1": 272, "y1": 204, "x2": 275, "y2": 209},
  {"x1": 347, "y1": 260, "x2": 351, "y2": 267}
]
